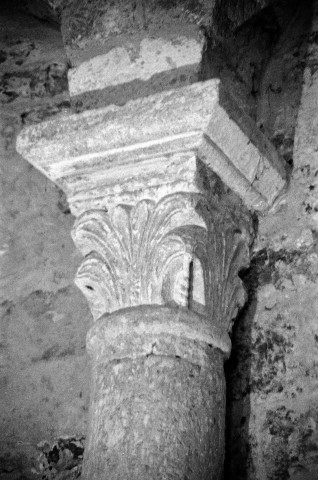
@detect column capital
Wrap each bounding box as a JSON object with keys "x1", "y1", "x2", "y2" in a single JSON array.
[
  {"x1": 16, "y1": 79, "x2": 281, "y2": 329},
  {"x1": 71, "y1": 191, "x2": 251, "y2": 328}
]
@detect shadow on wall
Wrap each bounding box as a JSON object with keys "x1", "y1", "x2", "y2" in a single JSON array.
[
  {"x1": 199, "y1": 1, "x2": 314, "y2": 478},
  {"x1": 224, "y1": 297, "x2": 258, "y2": 480}
]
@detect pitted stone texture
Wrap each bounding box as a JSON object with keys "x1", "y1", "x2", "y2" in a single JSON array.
[
  {"x1": 17, "y1": 79, "x2": 286, "y2": 215},
  {"x1": 83, "y1": 306, "x2": 226, "y2": 480}
]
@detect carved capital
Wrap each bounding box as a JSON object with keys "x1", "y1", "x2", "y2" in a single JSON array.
[
  {"x1": 16, "y1": 79, "x2": 267, "y2": 331},
  {"x1": 72, "y1": 191, "x2": 251, "y2": 332}
]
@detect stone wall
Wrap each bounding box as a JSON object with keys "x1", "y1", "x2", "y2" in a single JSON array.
[
  {"x1": 0, "y1": 7, "x2": 90, "y2": 479},
  {"x1": 225, "y1": 1, "x2": 318, "y2": 479}
]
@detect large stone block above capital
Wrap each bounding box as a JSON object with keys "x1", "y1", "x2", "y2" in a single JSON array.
[
  {"x1": 63, "y1": 0, "x2": 213, "y2": 109},
  {"x1": 68, "y1": 35, "x2": 205, "y2": 109},
  {"x1": 16, "y1": 79, "x2": 286, "y2": 216}
]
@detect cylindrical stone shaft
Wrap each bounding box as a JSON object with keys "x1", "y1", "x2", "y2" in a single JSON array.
[{"x1": 82, "y1": 306, "x2": 228, "y2": 480}]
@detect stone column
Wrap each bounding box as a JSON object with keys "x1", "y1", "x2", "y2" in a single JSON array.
[
  {"x1": 16, "y1": 79, "x2": 286, "y2": 479},
  {"x1": 71, "y1": 187, "x2": 250, "y2": 479},
  {"x1": 84, "y1": 306, "x2": 226, "y2": 480}
]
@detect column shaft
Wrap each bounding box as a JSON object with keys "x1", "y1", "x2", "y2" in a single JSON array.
[{"x1": 83, "y1": 306, "x2": 227, "y2": 480}]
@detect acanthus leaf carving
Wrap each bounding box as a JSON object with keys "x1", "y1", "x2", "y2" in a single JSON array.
[
  {"x1": 203, "y1": 205, "x2": 252, "y2": 331},
  {"x1": 72, "y1": 192, "x2": 252, "y2": 331},
  {"x1": 72, "y1": 193, "x2": 207, "y2": 320}
]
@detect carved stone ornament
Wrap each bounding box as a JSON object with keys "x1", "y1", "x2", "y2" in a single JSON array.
[
  {"x1": 72, "y1": 191, "x2": 251, "y2": 332},
  {"x1": 72, "y1": 193, "x2": 205, "y2": 319}
]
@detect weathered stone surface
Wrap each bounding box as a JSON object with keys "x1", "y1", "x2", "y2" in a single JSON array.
[
  {"x1": 225, "y1": 4, "x2": 318, "y2": 478},
  {"x1": 17, "y1": 79, "x2": 286, "y2": 215},
  {"x1": 83, "y1": 306, "x2": 226, "y2": 480},
  {"x1": 0, "y1": 11, "x2": 89, "y2": 479},
  {"x1": 59, "y1": 0, "x2": 213, "y2": 109},
  {"x1": 61, "y1": 0, "x2": 213, "y2": 48},
  {"x1": 33, "y1": 436, "x2": 84, "y2": 478},
  {"x1": 68, "y1": 36, "x2": 203, "y2": 97}
]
